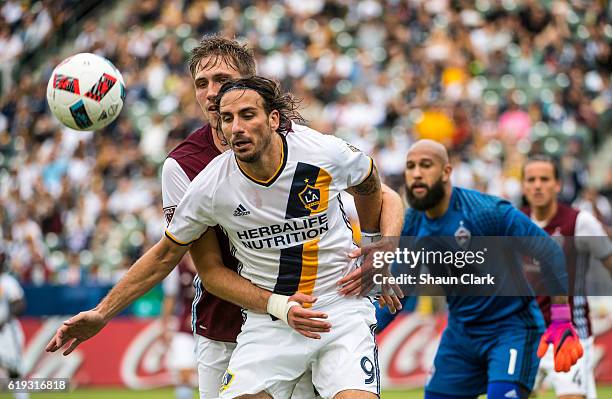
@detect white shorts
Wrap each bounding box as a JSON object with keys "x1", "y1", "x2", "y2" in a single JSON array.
[
  {"x1": 0, "y1": 320, "x2": 24, "y2": 374},
  {"x1": 196, "y1": 335, "x2": 236, "y2": 399},
  {"x1": 219, "y1": 296, "x2": 379, "y2": 399},
  {"x1": 195, "y1": 334, "x2": 317, "y2": 399},
  {"x1": 293, "y1": 369, "x2": 319, "y2": 399},
  {"x1": 535, "y1": 336, "x2": 596, "y2": 399},
  {"x1": 166, "y1": 332, "x2": 197, "y2": 371}
]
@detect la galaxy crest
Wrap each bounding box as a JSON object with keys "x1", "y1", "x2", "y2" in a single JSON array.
[
  {"x1": 299, "y1": 179, "x2": 320, "y2": 212},
  {"x1": 220, "y1": 370, "x2": 234, "y2": 393},
  {"x1": 454, "y1": 220, "x2": 471, "y2": 249}
]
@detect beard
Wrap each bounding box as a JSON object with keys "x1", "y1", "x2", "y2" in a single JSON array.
[
  {"x1": 406, "y1": 177, "x2": 446, "y2": 211},
  {"x1": 233, "y1": 130, "x2": 273, "y2": 163},
  {"x1": 237, "y1": 149, "x2": 261, "y2": 163}
]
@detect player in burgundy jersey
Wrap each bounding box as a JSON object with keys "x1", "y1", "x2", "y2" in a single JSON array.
[
  {"x1": 522, "y1": 155, "x2": 612, "y2": 399},
  {"x1": 157, "y1": 36, "x2": 261, "y2": 399}
]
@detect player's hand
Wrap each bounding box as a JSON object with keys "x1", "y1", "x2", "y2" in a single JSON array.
[
  {"x1": 287, "y1": 292, "x2": 331, "y2": 340},
  {"x1": 338, "y1": 261, "x2": 374, "y2": 297},
  {"x1": 338, "y1": 237, "x2": 404, "y2": 312},
  {"x1": 338, "y1": 238, "x2": 392, "y2": 295},
  {"x1": 44, "y1": 310, "x2": 107, "y2": 356},
  {"x1": 375, "y1": 290, "x2": 404, "y2": 315},
  {"x1": 537, "y1": 305, "x2": 584, "y2": 372},
  {"x1": 338, "y1": 264, "x2": 403, "y2": 314}
]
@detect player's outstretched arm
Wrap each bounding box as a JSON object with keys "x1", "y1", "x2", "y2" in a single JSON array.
[
  {"x1": 45, "y1": 236, "x2": 189, "y2": 355},
  {"x1": 189, "y1": 230, "x2": 331, "y2": 339}
]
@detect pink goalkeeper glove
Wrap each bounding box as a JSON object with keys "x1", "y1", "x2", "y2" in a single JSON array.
[{"x1": 537, "y1": 304, "x2": 583, "y2": 372}]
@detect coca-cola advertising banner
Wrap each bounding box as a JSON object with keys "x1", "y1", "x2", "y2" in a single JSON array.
[
  {"x1": 21, "y1": 317, "x2": 173, "y2": 389},
  {"x1": 20, "y1": 313, "x2": 612, "y2": 388}
]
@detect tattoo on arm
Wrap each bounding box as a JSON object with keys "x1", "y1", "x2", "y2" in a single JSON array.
[{"x1": 351, "y1": 165, "x2": 381, "y2": 195}]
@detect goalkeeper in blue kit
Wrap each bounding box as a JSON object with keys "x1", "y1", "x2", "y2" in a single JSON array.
[{"x1": 382, "y1": 140, "x2": 583, "y2": 399}]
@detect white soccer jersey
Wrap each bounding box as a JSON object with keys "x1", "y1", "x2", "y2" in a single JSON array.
[{"x1": 166, "y1": 124, "x2": 373, "y2": 298}]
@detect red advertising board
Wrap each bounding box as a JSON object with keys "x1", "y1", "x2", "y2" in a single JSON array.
[
  {"x1": 21, "y1": 317, "x2": 172, "y2": 389},
  {"x1": 19, "y1": 313, "x2": 612, "y2": 389}
]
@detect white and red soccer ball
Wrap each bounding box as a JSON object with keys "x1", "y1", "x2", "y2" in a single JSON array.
[{"x1": 46, "y1": 53, "x2": 125, "y2": 131}]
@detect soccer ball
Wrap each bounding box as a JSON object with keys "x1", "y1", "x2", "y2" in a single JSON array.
[{"x1": 46, "y1": 53, "x2": 126, "y2": 131}]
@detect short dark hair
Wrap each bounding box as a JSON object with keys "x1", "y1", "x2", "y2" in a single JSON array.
[
  {"x1": 214, "y1": 76, "x2": 305, "y2": 134},
  {"x1": 522, "y1": 154, "x2": 561, "y2": 181},
  {"x1": 188, "y1": 35, "x2": 256, "y2": 78}
]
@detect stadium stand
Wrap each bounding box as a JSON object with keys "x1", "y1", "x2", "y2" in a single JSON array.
[{"x1": 0, "y1": 0, "x2": 610, "y2": 290}]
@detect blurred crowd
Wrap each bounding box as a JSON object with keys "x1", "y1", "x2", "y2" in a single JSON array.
[
  {"x1": 0, "y1": 0, "x2": 611, "y2": 285},
  {"x1": 0, "y1": 0, "x2": 94, "y2": 94}
]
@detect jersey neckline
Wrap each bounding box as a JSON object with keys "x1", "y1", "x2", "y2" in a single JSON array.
[{"x1": 235, "y1": 133, "x2": 288, "y2": 187}]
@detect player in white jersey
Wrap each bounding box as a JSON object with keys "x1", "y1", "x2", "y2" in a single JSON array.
[
  {"x1": 45, "y1": 36, "x2": 330, "y2": 399},
  {"x1": 168, "y1": 105, "x2": 377, "y2": 301},
  {"x1": 45, "y1": 77, "x2": 403, "y2": 398},
  {"x1": 161, "y1": 36, "x2": 382, "y2": 398},
  {"x1": 0, "y1": 244, "x2": 29, "y2": 399},
  {"x1": 165, "y1": 76, "x2": 403, "y2": 398}
]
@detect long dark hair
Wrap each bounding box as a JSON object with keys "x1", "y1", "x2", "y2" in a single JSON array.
[{"x1": 214, "y1": 76, "x2": 305, "y2": 134}]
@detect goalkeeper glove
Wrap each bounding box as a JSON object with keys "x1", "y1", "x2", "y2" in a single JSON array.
[{"x1": 537, "y1": 304, "x2": 583, "y2": 372}]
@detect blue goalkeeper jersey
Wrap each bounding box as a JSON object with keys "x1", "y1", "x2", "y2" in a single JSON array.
[{"x1": 401, "y1": 187, "x2": 567, "y2": 324}]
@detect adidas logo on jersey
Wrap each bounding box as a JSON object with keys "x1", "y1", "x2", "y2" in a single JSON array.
[
  {"x1": 504, "y1": 389, "x2": 518, "y2": 398},
  {"x1": 233, "y1": 204, "x2": 250, "y2": 216}
]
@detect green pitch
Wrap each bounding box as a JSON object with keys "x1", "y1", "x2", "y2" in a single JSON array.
[{"x1": 2, "y1": 387, "x2": 612, "y2": 399}]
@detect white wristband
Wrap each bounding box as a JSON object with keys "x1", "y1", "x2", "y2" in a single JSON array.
[
  {"x1": 266, "y1": 293, "x2": 300, "y2": 325},
  {"x1": 361, "y1": 231, "x2": 382, "y2": 246}
]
